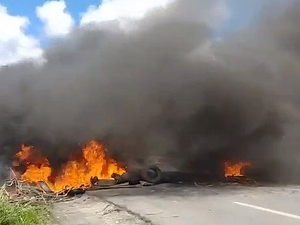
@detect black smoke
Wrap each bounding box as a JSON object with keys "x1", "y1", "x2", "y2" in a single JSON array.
[{"x1": 1, "y1": 0, "x2": 300, "y2": 183}]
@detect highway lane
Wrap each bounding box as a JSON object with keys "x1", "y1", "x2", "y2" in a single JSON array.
[{"x1": 88, "y1": 184, "x2": 300, "y2": 225}]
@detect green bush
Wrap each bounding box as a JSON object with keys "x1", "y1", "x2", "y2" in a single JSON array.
[{"x1": 0, "y1": 192, "x2": 49, "y2": 225}]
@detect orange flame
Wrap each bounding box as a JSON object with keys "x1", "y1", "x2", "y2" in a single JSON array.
[
  {"x1": 14, "y1": 141, "x2": 126, "y2": 192},
  {"x1": 16, "y1": 145, "x2": 32, "y2": 161},
  {"x1": 224, "y1": 161, "x2": 251, "y2": 178}
]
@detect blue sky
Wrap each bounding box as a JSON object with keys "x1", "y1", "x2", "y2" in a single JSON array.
[
  {"x1": 0, "y1": 0, "x2": 101, "y2": 36},
  {"x1": 225, "y1": 0, "x2": 263, "y2": 30},
  {"x1": 0, "y1": 0, "x2": 263, "y2": 36}
]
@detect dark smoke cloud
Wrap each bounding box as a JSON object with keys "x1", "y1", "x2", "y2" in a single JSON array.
[{"x1": 1, "y1": 0, "x2": 300, "y2": 182}]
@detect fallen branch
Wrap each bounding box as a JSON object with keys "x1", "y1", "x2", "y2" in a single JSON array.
[{"x1": 1, "y1": 178, "x2": 80, "y2": 205}]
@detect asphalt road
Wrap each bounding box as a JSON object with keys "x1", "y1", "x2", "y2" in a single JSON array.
[{"x1": 88, "y1": 183, "x2": 300, "y2": 225}]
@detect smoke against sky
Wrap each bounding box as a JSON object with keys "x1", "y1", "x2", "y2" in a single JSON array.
[{"x1": 1, "y1": 0, "x2": 300, "y2": 183}]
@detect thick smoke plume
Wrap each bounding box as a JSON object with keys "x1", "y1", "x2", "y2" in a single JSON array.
[{"x1": 1, "y1": 0, "x2": 300, "y2": 183}]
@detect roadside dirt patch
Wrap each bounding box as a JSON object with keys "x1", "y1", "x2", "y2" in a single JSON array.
[{"x1": 52, "y1": 195, "x2": 151, "y2": 225}]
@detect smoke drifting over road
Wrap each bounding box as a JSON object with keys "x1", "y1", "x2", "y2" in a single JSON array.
[{"x1": 1, "y1": 0, "x2": 300, "y2": 183}]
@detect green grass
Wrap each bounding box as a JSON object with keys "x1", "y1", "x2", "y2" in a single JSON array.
[{"x1": 0, "y1": 192, "x2": 50, "y2": 225}]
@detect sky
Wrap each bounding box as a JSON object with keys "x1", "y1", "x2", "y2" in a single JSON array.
[{"x1": 0, "y1": 0, "x2": 264, "y2": 66}]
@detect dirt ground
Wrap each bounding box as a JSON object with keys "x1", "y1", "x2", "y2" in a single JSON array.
[{"x1": 51, "y1": 195, "x2": 151, "y2": 225}]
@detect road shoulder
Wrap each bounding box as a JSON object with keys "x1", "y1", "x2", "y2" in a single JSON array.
[{"x1": 51, "y1": 195, "x2": 151, "y2": 225}]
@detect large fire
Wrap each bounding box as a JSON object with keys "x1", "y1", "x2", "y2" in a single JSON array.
[
  {"x1": 224, "y1": 161, "x2": 251, "y2": 178},
  {"x1": 13, "y1": 141, "x2": 126, "y2": 192}
]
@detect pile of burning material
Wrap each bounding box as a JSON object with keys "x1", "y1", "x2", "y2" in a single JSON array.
[
  {"x1": 224, "y1": 161, "x2": 256, "y2": 184},
  {"x1": 7, "y1": 141, "x2": 127, "y2": 202},
  {"x1": 7, "y1": 140, "x2": 164, "y2": 203},
  {"x1": 5, "y1": 138, "x2": 258, "y2": 203},
  {"x1": 190, "y1": 161, "x2": 255, "y2": 187}
]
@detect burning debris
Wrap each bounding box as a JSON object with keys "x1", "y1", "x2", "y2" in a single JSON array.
[
  {"x1": 7, "y1": 140, "x2": 165, "y2": 202},
  {"x1": 224, "y1": 161, "x2": 251, "y2": 178},
  {"x1": 2, "y1": 140, "x2": 258, "y2": 204},
  {"x1": 223, "y1": 161, "x2": 257, "y2": 185},
  {"x1": 112, "y1": 165, "x2": 162, "y2": 185},
  {"x1": 1, "y1": 141, "x2": 128, "y2": 204},
  {"x1": 1, "y1": 177, "x2": 73, "y2": 204},
  {"x1": 13, "y1": 141, "x2": 126, "y2": 193}
]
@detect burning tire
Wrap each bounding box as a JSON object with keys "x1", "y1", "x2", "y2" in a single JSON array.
[{"x1": 140, "y1": 165, "x2": 162, "y2": 184}]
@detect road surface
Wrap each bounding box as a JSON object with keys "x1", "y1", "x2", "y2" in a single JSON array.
[
  {"x1": 52, "y1": 195, "x2": 150, "y2": 225},
  {"x1": 88, "y1": 183, "x2": 300, "y2": 225}
]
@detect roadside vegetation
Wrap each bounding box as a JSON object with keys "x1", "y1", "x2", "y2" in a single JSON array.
[{"x1": 0, "y1": 190, "x2": 50, "y2": 225}]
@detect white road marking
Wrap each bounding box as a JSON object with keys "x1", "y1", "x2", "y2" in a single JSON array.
[{"x1": 233, "y1": 202, "x2": 300, "y2": 220}]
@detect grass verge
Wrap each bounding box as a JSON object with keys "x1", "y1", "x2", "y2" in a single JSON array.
[{"x1": 0, "y1": 191, "x2": 50, "y2": 225}]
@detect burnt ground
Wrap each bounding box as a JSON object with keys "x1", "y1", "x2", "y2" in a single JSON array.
[{"x1": 86, "y1": 183, "x2": 300, "y2": 225}]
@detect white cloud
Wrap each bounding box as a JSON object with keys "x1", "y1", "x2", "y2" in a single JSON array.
[
  {"x1": 36, "y1": 1, "x2": 74, "y2": 36},
  {"x1": 80, "y1": 0, "x2": 171, "y2": 26},
  {"x1": 0, "y1": 5, "x2": 42, "y2": 66}
]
